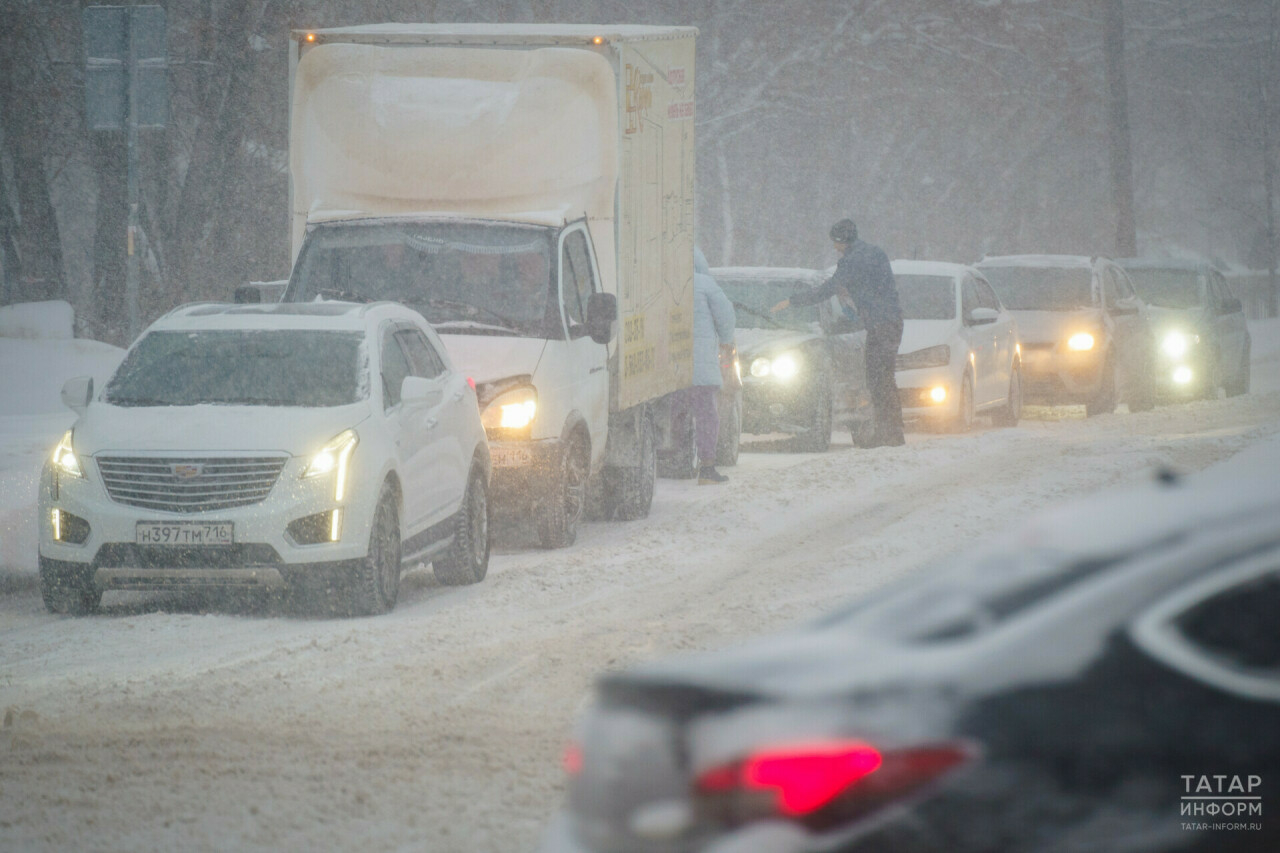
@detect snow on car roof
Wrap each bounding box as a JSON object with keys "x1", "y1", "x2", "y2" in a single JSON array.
[
  {"x1": 891, "y1": 259, "x2": 970, "y2": 279},
  {"x1": 152, "y1": 301, "x2": 422, "y2": 331},
  {"x1": 710, "y1": 266, "x2": 826, "y2": 284},
  {"x1": 976, "y1": 254, "x2": 1096, "y2": 269}
]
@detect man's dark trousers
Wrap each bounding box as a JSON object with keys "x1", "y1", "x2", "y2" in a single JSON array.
[{"x1": 865, "y1": 319, "x2": 905, "y2": 445}]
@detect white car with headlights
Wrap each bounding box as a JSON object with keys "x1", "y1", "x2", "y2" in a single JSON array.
[
  {"x1": 39, "y1": 301, "x2": 491, "y2": 616},
  {"x1": 975, "y1": 255, "x2": 1155, "y2": 416},
  {"x1": 893, "y1": 260, "x2": 1022, "y2": 431}
]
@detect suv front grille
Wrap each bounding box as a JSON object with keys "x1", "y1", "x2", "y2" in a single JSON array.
[{"x1": 96, "y1": 455, "x2": 288, "y2": 513}]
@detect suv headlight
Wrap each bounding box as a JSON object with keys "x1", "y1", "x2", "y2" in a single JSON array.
[
  {"x1": 51, "y1": 430, "x2": 84, "y2": 478},
  {"x1": 1160, "y1": 330, "x2": 1200, "y2": 359},
  {"x1": 482, "y1": 387, "x2": 538, "y2": 432},
  {"x1": 301, "y1": 429, "x2": 359, "y2": 501},
  {"x1": 895, "y1": 344, "x2": 950, "y2": 370},
  {"x1": 749, "y1": 352, "x2": 801, "y2": 381}
]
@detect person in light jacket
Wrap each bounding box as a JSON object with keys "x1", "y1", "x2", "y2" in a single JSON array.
[{"x1": 690, "y1": 247, "x2": 736, "y2": 484}]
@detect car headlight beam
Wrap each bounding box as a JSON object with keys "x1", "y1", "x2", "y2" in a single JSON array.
[
  {"x1": 482, "y1": 387, "x2": 538, "y2": 431},
  {"x1": 51, "y1": 430, "x2": 84, "y2": 478},
  {"x1": 1160, "y1": 330, "x2": 1199, "y2": 359},
  {"x1": 1067, "y1": 332, "x2": 1095, "y2": 352},
  {"x1": 301, "y1": 429, "x2": 359, "y2": 502}
]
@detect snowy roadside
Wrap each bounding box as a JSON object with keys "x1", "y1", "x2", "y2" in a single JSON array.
[
  {"x1": 0, "y1": 303, "x2": 124, "y2": 573},
  {"x1": 0, "y1": 319, "x2": 1276, "y2": 853}
]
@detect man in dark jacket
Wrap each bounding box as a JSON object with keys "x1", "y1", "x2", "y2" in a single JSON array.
[{"x1": 772, "y1": 218, "x2": 905, "y2": 447}]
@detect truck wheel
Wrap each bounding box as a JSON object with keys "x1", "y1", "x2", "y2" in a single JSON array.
[
  {"x1": 39, "y1": 556, "x2": 101, "y2": 615},
  {"x1": 537, "y1": 433, "x2": 588, "y2": 548},
  {"x1": 610, "y1": 416, "x2": 656, "y2": 521},
  {"x1": 658, "y1": 412, "x2": 697, "y2": 479},
  {"x1": 1085, "y1": 360, "x2": 1117, "y2": 417},
  {"x1": 795, "y1": 381, "x2": 832, "y2": 452},
  {"x1": 991, "y1": 364, "x2": 1023, "y2": 427},
  {"x1": 433, "y1": 466, "x2": 490, "y2": 585},
  {"x1": 716, "y1": 393, "x2": 742, "y2": 467},
  {"x1": 349, "y1": 484, "x2": 401, "y2": 615}
]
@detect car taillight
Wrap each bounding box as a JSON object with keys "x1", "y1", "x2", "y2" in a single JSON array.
[
  {"x1": 694, "y1": 739, "x2": 973, "y2": 830},
  {"x1": 563, "y1": 742, "x2": 583, "y2": 777}
]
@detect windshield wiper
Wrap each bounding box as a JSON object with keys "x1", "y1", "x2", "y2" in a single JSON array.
[
  {"x1": 731, "y1": 300, "x2": 786, "y2": 329},
  {"x1": 432, "y1": 320, "x2": 520, "y2": 336},
  {"x1": 316, "y1": 288, "x2": 374, "y2": 304},
  {"x1": 424, "y1": 298, "x2": 521, "y2": 330}
]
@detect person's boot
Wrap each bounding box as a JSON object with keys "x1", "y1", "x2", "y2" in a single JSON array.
[{"x1": 698, "y1": 465, "x2": 729, "y2": 485}]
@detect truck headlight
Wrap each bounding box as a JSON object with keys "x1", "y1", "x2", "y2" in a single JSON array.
[
  {"x1": 482, "y1": 387, "x2": 538, "y2": 431},
  {"x1": 895, "y1": 344, "x2": 951, "y2": 370},
  {"x1": 51, "y1": 430, "x2": 84, "y2": 478},
  {"x1": 1160, "y1": 330, "x2": 1199, "y2": 359},
  {"x1": 1067, "y1": 332, "x2": 1095, "y2": 352},
  {"x1": 301, "y1": 429, "x2": 359, "y2": 501}
]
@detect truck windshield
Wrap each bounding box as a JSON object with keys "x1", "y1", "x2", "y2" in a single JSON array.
[
  {"x1": 288, "y1": 222, "x2": 557, "y2": 338},
  {"x1": 980, "y1": 266, "x2": 1093, "y2": 311},
  {"x1": 719, "y1": 278, "x2": 824, "y2": 332},
  {"x1": 104, "y1": 330, "x2": 366, "y2": 407},
  {"x1": 1123, "y1": 268, "x2": 1204, "y2": 310}
]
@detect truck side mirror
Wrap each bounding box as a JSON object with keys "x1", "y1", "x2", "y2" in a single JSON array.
[
  {"x1": 586, "y1": 293, "x2": 617, "y2": 345},
  {"x1": 1220, "y1": 296, "x2": 1243, "y2": 315},
  {"x1": 61, "y1": 376, "x2": 94, "y2": 415},
  {"x1": 234, "y1": 285, "x2": 262, "y2": 304}
]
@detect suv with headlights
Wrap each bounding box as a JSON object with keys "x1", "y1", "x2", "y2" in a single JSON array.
[
  {"x1": 1117, "y1": 258, "x2": 1251, "y2": 400},
  {"x1": 39, "y1": 301, "x2": 490, "y2": 616},
  {"x1": 975, "y1": 255, "x2": 1154, "y2": 416}
]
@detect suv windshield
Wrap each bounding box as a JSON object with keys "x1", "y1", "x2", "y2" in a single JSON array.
[
  {"x1": 896, "y1": 274, "x2": 957, "y2": 320},
  {"x1": 105, "y1": 330, "x2": 366, "y2": 407},
  {"x1": 1123, "y1": 268, "x2": 1204, "y2": 310},
  {"x1": 980, "y1": 266, "x2": 1093, "y2": 311},
  {"x1": 719, "y1": 278, "x2": 825, "y2": 332},
  {"x1": 287, "y1": 222, "x2": 556, "y2": 338}
]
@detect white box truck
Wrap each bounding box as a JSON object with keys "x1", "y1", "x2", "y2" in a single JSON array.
[{"x1": 278, "y1": 24, "x2": 697, "y2": 547}]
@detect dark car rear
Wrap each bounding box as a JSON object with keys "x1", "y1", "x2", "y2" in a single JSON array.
[{"x1": 544, "y1": 444, "x2": 1280, "y2": 852}]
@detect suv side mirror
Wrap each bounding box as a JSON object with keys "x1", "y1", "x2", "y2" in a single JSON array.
[
  {"x1": 400, "y1": 375, "x2": 439, "y2": 405},
  {"x1": 234, "y1": 285, "x2": 262, "y2": 304},
  {"x1": 967, "y1": 307, "x2": 999, "y2": 326},
  {"x1": 586, "y1": 292, "x2": 617, "y2": 345},
  {"x1": 61, "y1": 376, "x2": 94, "y2": 415},
  {"x1": 1220, "y1": 296, "x2": 1243, "y2": 315}
]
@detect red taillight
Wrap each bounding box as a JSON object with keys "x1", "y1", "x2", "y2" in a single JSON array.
[
  {"x1": 745, "y1": 742, "x2": 882, "y2": 815},
  {"x1": 695, "y1": 740, "x2": 972, "y2": 828},
  {"x1": 467, "y1": 376, "x2": 476, "y2": 390},
  {"x1": 563, "y1": 742, "x2": 583, "y2": 777}
]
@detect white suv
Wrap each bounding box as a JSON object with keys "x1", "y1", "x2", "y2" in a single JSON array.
[{"x1": 39, "y1": 301, "x2": 490, "y2": 616}]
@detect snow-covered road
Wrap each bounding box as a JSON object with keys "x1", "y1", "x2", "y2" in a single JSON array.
[{"x1": 3, "y1": 322, "x2": 1279, "y2": 852}]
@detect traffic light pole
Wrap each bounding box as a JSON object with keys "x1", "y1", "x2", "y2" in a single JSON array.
[{"x1": 126, "y1": 7, "x2": 141, "y2": 341}]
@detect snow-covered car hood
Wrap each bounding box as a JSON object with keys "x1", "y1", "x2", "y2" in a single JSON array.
[
  {"x1": 437, "y1": 334, "x2": 548, "y2": 384},
  {"x1": 734, "y1": 327, "x2": 823, "y2": 359},
  {"x1": 1006, "y1": 309, "x2": 1099, "y2": 345},
  {"x1": 71, "y1": 402, "x2": 371, "y2": 456},
  {"x1": 899, "y1": 319, "x2": 957, "y2": 355}
]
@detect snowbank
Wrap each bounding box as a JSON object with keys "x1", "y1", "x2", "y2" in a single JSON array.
[
  {"x1": 0, "y1": 300, "x2": 74, "y2": 339},
  {"x1": 0, "y1": 302, "x2": 124, "y2": 570}
]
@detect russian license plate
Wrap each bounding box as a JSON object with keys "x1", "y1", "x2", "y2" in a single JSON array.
[
  {"x1": 136, "y1": 521, "x2": 234, "y2": 545},
  {"x1": 491, "y1": 446, "x2": 533, "y2": 468}
]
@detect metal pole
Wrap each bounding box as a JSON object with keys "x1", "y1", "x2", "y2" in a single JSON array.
[{"x1": 125, "y1": 7, "x2": 141, "y2": 341}]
